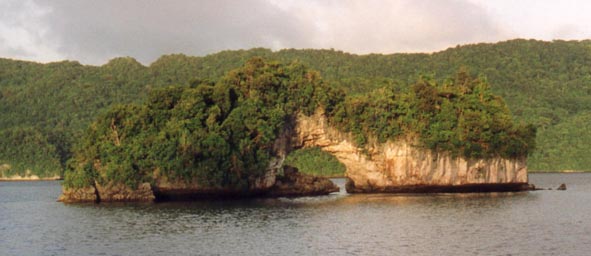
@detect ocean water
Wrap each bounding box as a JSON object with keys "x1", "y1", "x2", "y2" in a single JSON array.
[{"x1": 1, "y1": 173, "x2": 590, "y2": 256}]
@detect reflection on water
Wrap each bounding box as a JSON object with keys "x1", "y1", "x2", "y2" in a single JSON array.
[{"x1": 1, "y1": 174, "x2": 591, "y2": 255}]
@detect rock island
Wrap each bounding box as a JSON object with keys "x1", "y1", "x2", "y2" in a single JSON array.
[{"x1": 59, "y1": 58, "x2": 535, "y2": 202}]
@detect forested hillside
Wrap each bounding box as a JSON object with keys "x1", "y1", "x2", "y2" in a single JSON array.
[{"x1": 1, "y1": 39, "x2": 590, "y2": 177}]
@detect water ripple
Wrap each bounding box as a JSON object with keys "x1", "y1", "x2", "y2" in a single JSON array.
[{"x1": 1, "y1": 174, "x2": 590, "y2": 255}]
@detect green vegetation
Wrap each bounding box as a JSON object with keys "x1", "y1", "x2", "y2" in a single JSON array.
[
  {"x1": 529, "y1": 111, "x2": 591, "y2": 171},
  {"x1": 0, "y1": 39, "x2": 589, "y2": 177},
  {"x1": 285, "y1": 147, "x2": 346, "y2": 177},
  {"x1": 64, "y1": 59, "x2": 531, "y2": 187},
  {"x1": 330, "y1": 71, "x2": 535, "y2": 159},
  {"x1": 0, "y1": 58, "x2": 151, "y2": 176},
  {"x1": 0, "y1": 127, "x2": 61, "y2": 177},
  {"x1": 64, "y1": 59, "x2": 331, "y2": 188}
]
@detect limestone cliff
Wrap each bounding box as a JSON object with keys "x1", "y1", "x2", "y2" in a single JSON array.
[{"x1": 293, "y1": 110, "x2": 529, "y2": 193}]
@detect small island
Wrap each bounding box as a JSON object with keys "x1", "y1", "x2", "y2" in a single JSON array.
[{"x1": 59, "y1": 58, "x2": 535, "y2": 202}]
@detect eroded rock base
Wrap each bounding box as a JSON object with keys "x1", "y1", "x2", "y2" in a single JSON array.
[
  {"x1": 58, "y1": 186, "x2": 98, "y2": 203},
  {"x1": 59, "y1": 167, "x2": 339, "y2": 202},
  {"x1": 346, "y1": 179, "x2": 530, "y2": 193},
  {"x1": 95, "y1": 182, "x2": 155, "y2": 202},
  {"x1": 151, "y1": 187, "x2": 268, "y2": 201}
]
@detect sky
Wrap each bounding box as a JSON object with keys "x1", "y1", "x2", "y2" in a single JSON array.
[{"x1": 1, "y1": 0, "x2": 591, "y2": 65}]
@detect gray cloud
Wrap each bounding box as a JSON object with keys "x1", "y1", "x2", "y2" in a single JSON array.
[
  {"x1": 36, "y1": 0, "x2": 313, "y2": 64},
  {"x1": 283, "y1": 0, "x2": 506, "y2": 53},
  {"x1": 0, "y1": 0, "x2": 61, "y2": 61},
  {"x1": 2, "y1": 0, "x2": 577, "y2": 65}
]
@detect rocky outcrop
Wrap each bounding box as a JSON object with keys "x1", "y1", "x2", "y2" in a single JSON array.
[
  {"x1": 150, "y1": 168, "x2": 278, "y2": 200},
  {"x1": 293, "y1": 110, "x2": 529, "y2": 193},
  {"x1": 58, "y1": 186, "x2": 98, "y2": 203},
  {"x1": 95, "y1": 182, "x2": 155, "y2": 201},
  {"x1": 59, "y1": 108, "x2": 531, "y2": 202},
  {"x1": 57, "y1": 168, "x2": 277, "y2": 202},
  {"x1": 59, "y1": 166, "x2": 337, "y2": 202},
  {"x1": 59, "y1": 182, "x2": 154, "y2": 203},
  {"x1": 267, "y1": 166, "x2": 339, "y2": 197}
]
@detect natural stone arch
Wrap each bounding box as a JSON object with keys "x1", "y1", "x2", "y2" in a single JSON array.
[
  {"x1": 59, "y1": 109, "x2": 530, "y2": 203},
  {"x1": 287, "y1": 110, "x2": 529, "y2": 193}
]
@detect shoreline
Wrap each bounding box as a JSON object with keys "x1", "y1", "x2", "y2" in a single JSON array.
[
  {"x1": 320, "y1": 171, "x2": 590, "y2": 178},
  {"x1": 0, "y1": 176, "x2": 62, "y2": 181}
]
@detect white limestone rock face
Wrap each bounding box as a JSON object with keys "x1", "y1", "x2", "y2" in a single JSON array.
[{"x1": 293, "y1": 110, "x2": 528, "y2": 193}]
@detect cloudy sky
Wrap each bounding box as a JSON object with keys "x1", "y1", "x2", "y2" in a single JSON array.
[{"x1": 1, "y1": 0, "x2": 591, "y2": 65}]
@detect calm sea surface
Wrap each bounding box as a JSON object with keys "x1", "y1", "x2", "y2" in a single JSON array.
[{"x1": 1, "y1": 173, "x2": 590, "y2": 256}]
